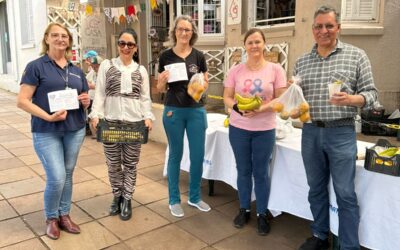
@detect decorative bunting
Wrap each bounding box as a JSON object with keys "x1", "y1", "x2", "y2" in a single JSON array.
[
  {"x1": 85, "y1": 4, "x2": 93, "y2": 16},
  {"x1": 150, "y1": 0, "x2": 158, "y2": 10},
  {"x1": 103, "y1": 8, "x2": 113, "y2": 23},
  {"x1": 127, "y1": 5, "x2": 135, "y2": 16}
]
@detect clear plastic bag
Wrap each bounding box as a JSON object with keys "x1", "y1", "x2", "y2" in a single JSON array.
[
  {"x1": 272, "y1": 76, "x2": 311, "y2": 123},
  {"x1": 187, "y1": 73, "x2": 205, "y2": 102}
]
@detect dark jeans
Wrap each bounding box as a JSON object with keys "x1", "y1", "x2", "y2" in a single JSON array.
[
  {"x1": 229, "y1": 125, "x2": 275, "y2": 214},
  {"x1": 302, "y1": 123, "x2": 359, "y2": 250}
]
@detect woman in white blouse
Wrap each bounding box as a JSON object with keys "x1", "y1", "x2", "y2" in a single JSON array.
[{"x1": 89, "y1": 28, "x2": 154, "y2": 221}]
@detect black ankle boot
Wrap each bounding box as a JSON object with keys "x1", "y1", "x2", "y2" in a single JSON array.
[
  {"x1": 109, "y1": 196, "x2": 122, "y2": 216},
  {"x1": 233, "y1": 208, "x2": 251, "y2": 228},
  {"x1": 119, "y1": 198, "x2": 132, "y2": 221},
  {"x1": 257, "y1": 213, "x2": 270, "y2": 236}
]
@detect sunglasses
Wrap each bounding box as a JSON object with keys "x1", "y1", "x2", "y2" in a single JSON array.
[{"x1": 117, "y1": 40, "x2": 137, "y2": 49}]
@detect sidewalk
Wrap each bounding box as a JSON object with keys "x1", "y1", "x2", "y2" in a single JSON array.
[{"x1": 0, "y1": 88, "x2": 310, "y2": 250}]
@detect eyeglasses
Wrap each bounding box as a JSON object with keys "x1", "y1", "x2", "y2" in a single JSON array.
[
  {"x1": 117, "y1": 40, "x2": 137, "y2": 49},
  {"x1": 49, "y1": 33, "x2": 69, "y2": 40},
  {"x1": 312, "y1": 24, "x2": 337, "y2": 31},
  {"x1": 176, "y1": 27, "x2": 193, "y2": 34}
]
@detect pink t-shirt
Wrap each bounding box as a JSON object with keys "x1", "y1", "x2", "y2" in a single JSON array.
[{"x1": 224, "y1": 62, "x2": 287, "y2": 131}]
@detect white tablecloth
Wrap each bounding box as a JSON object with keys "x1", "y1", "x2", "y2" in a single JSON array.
[{"x1": 164, "y1": 113, "x2": 400, "y2": 250}]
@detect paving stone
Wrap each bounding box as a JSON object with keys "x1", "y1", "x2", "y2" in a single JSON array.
[
  {"x1": 176, "y1": 210, "x2": 239, "y2": 245},
  {"x1": 8, "y1": 192, "x2": 44, "y2": 215},
  {"x1": 137, "y1": 153, "x2": 166, "y2": 169},
  {"x1": 0, "y1": 158, "x2": 26, "y2": 171},
  {"x1": 72, "y1": 179, "x2": 111, "y2": 202},
  {"x1": 133, "y1": 181, "x2": 169, "y2": 205},
  {"x1": 0, "y1": 139, "x2": 33, "y2": 150},
  {"x1": 0, "y1": 200, "x2": 18, "y2": 220},
  {"x1": 0, "y1": 238, "x2": 47, "y2": 250},
  {"x1": 0, "y1": 217, "x2": 35, "y2": 248},
  {"x1": 83, "y1": 163, "x2": 108, "y2": 178},
  {"x1": 125, "y1": 224, "x2": 207, "y2": 250},
  {"x1": 73, "y1": 168, "x2": 96, "y2": 184},
  {"x1": 7, "y1": 146, "x2": 35, "y2": 157},
  {"x1": 18, "y1": 154, "x2": 40, "y2": 165},
  {"x1": 98, "y1": 206, "x2": 169, "y2": 240},
  {"x1": 0, "y1": 177, "x2": 45, "y2": 199},
  {"x1": 40, "y1": 221, "x2": 119, "y2": 250},
  {"x1": 27, "y1": 163, "x2": 45, "y2": 176},
  {"x1": 0, "y1": 166, "x2": 38, "y2": 184},
  {"x1": 139, "y1": 164, "x2": 166, "y2": 181},
  {"x1": 76, "y1": 153, "x2": 106, "y2": 168}
]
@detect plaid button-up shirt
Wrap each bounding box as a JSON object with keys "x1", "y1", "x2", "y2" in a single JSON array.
[{"x1": 293, "y1": 40, "x2": 378, "y2": 121}]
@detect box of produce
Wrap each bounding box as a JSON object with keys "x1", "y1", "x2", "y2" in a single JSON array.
[{"x1": 364, "y1": 139, "x2": 399, "y2": 176}]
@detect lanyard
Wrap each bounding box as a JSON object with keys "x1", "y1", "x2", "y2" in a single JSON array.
[
  {"x1": 62, "y1": 66, "x2": 70, "y2": 89},
  {"x1": 55, "y1": 63, "x2": 70, "y2": 90}
]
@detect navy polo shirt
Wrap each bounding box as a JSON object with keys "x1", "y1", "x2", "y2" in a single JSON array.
[{"x1": 20, "y1": 54, "x2": 89, "y2": 132}]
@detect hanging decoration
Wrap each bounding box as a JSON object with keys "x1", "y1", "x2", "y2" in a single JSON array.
[
  {"x1": 85, "y1": 4, "x2": 93, "y2": 16},
  {"x1": 60, "y1": 3, "x2": 142, "y2": 25},
  {"x1": 150, "y1": 0, "x2": 158, "y2": 10}
]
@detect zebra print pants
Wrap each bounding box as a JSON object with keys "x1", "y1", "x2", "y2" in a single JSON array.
[{"x1": 103, "y1": 142, "x2": 141, "y2": 200}]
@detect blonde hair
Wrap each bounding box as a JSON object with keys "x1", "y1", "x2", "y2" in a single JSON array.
[{"x1": 40, "y1": 23, "x2": 73, "y2": 60}]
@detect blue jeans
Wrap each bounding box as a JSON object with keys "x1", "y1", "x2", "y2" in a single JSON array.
[
  {"x1": 229, "y1": 125, "x2": 275, "y2": 214},
  {"x1": 163, "y1": 106, "x2": 207, "y2": 205},
  {"x1": 302, "y1": 123, "x2": 359, "y2": 250},
  {"x1": 33, "y1": 127, "x2": 86, "y2": 219}
]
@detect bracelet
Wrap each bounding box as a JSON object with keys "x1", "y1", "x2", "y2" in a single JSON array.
[{"x1": 232, "y1": 104, "x2": 243, "y2": 116}]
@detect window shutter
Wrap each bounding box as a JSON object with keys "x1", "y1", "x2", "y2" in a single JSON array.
[
  {"x1": 19, "y1": 0, "x2": 34, "y2": 46},
  {"x1": 341, "y1": 0, "x2": 378, "y2": 21}
]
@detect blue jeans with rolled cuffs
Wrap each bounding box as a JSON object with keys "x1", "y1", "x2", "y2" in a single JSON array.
[
  {"x1": 302, "y1": 123, "x2": 359, "y2": 250},
  {"x1": 228, "y1": 125, "x2": 275, "y2": 214},
  {"x1": 163, "y1": 106, "x2": 207, "y2": 205},
  {"x1": 33, "y1": 127, "x2": 85, "y2": 219}
]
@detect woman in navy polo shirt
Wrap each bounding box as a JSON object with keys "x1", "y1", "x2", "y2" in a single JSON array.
[{"x1": 17, "y1": 23, "x2": 90, "y2": 240}]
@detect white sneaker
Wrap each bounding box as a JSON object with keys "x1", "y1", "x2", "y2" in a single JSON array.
[
  {"x1": 169, "y1": 204, "x2": 184, "y2": 217},
  {"x1": 188, "y1": 200, "x2": 211, "y2": 212}
]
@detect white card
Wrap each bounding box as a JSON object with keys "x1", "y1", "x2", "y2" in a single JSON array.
[
  {"x1": 164, "y1": 63, "x2": 188, "y2": 83},
  {"x1": 47, "y1": 89, "x2": 79, "y2": 113}
]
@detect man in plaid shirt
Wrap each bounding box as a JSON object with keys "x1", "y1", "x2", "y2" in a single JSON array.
[{"x1": 294, "y1": 6, "x2": 378, "y2": 250}]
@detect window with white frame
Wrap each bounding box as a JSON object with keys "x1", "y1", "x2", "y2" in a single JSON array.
[
  {"x1": 19, "y1": 0, "x2": 34, "y2": 46},
  {"x1": 252, "y1": 0, "x2": 296, "y2": 27},
  {"x1": 177, "y1": 0, "x2": 225, "y2": 36},
  {"x1": 341, "y1": 0, "x2": 379, "y2": 21}
]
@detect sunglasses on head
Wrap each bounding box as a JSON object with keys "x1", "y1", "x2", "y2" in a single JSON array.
[{"x1": 117, "y1": 40, "x2": 136, "y2": 49}]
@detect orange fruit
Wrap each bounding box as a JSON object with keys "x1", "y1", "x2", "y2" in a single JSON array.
[
  {"x1": 299, "y1": 102, "x2": 310, "y2": 114},
  {"x1": 272, "y1": 102, "x2": 284, "y2": 113},
  {"x1": 290, "y1": 108, "x2": 301, "y2": 119},
  {"x1": 280, "y1": 111, "x2": 290, "y2": 120},
  {"x1": 299, "y1": 112, "x2": 311, "y2": 123}
]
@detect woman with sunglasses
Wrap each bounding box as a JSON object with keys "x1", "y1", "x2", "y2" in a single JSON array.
[
  {"x1": 157, "y1": 15, "x2": 210, "y2": 218},
  {"x1": 89, "y1": 28, "x2": 154, "y2": 221}
]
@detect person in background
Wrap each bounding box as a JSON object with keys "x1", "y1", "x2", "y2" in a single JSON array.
[
  {"x1": 89, "y1": 28, "x2": 154, "y2": 221},
  {"x1": 157, "y1": 15, "x2": 210, "y2": 218},
  {"x1": 17, "y1": 22, "x2": 90, "y2": 240},
  {"x1": 223, "y1": 28, "x2": 287, "y2": 236},
  {"x1": 86, "y1": 55, "x2": 103, "y2": 138},
  {"x1": 294, "y1": 6, "x2": 378, "y2": 250},
  {"x1": 83, "y1": 50, "x2": 98, "y2": 69}
]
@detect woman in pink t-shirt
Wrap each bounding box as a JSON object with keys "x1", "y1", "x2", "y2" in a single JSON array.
[{"x1": 223, "y1": 28, "x2": 287, "y2": 236}]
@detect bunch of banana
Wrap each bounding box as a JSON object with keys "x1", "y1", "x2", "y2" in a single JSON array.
[
  {"x1": 234, "y1": 93, "x2": 262, "y2": 111},
  {"x1": 378, "y1": 147, "x2": 399, "y2": 158}
]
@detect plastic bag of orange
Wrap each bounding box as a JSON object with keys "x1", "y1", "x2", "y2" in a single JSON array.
[
  {"x1": 273, "y1": 76, "x2": 311, "y2": 123},
  {"x1": 187, "y1": 73, "x2": 205, "y2": 102}
]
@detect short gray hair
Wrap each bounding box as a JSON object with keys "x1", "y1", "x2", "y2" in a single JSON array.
[
  {"x1": 169, "y1": 15, "x2": 198, "y2": 46},
  {"x1": 314, "y1": 5, "x2": 341, "y2": 24}
]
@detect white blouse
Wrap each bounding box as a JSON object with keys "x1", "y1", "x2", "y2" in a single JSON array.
[{"x1": 89, "y1": 57, "x2": 155, "y2": 122}]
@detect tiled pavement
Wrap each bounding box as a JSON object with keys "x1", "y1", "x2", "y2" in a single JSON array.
[{"x1": 4, "y1": 88, "x2": 393, "y2": 250}]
